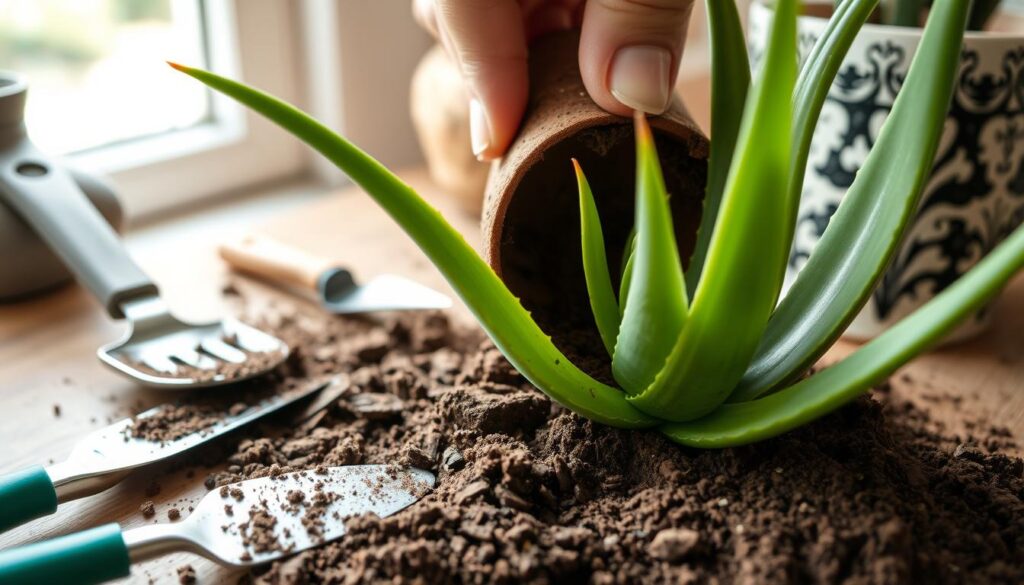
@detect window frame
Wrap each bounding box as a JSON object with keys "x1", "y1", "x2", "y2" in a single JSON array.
[{"x1": 69, "y1": 0, "x2": 306, "y2": 219}]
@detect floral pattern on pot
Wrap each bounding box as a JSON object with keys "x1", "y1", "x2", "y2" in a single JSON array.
[{"x1": 749, "y1": 1, "x2": 1024, "y2": 342}]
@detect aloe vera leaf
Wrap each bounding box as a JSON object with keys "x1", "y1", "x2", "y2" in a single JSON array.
[
  {"x1": 619, "y1": 243, "x2": 635, "y2": 319},
  {"x1": 686, "y1": 0, "x2": 750, "y2": 296},
  {"x1": 627, "y1": 0, "x2": 797, "y2": 421},
  {"x1": 170, "y1": 63, "x2": 656, "y2": 429},
  {"x1": 662, "y1": 225, "x2": 1024, "y2": 448},
  {"x1": 732, "y1": 0, "x2": 970, "y2": 402},
  {"x1": 620, "y1": 227, "x2": 636, "y2": 277},
  {"x1": 611, "y1": 114, "x2": 689, "y2": 394},
  {"x1": 778, "y1": 0, "x2": 878, "y2": 275},
  {"x1": 574, "y1": 159, "x2": 619, "y2": 356}
]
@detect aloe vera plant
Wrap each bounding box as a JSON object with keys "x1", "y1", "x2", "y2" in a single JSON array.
[{"x1": 173, "y1": 0, "x2": 1024, "y2": 447}]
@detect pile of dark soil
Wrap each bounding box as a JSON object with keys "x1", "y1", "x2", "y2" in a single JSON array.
[{"x1": 165, "y1": 286, "x2": 1023, "y2": 585}]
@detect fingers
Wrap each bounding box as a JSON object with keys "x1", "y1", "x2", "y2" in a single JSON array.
[
  {"x1": 426, "y1": 0, "x2": 530, "y2": 161},
  {"x1": 579, "y1": 0, "x2": 695, "y2": 116},
  {"x1": 412, "y1": 0, "x2": 691, "y2": 158}
]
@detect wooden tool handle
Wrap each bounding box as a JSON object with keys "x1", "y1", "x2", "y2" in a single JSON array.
[{"x1": 218, "y1": 235, "x2": 335, "y2": 291}]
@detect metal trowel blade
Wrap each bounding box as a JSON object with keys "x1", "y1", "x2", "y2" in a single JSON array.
[{"x1": 320, "y1": 270, "x2": 452, "y2": 314}]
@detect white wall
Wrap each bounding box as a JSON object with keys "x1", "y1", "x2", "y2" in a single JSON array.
[{"x1": 299, "y1": 1, "x2": 432, "y2": 185}]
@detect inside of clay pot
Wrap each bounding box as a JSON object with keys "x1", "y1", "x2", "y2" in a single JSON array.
[{"x1": 498, "y1": 123, "x2": 706, "y2": 344}]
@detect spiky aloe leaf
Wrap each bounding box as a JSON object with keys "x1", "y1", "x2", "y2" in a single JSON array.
[
  {"x1": 663, "y1": 224, "x2": 1024, "y2": 447},
  {"x1": 627, "y1": 0, "x2": 797, "y2": 421},
  {"x1": 778, "y1": 0, "x2": 878, "y2": 274},
  {"x1": 618, "y1": 228, "x2": 637, "y2": 317},
  {"x1": 732, "y1": 0, "x2": 970, "y2": 402},
  {"x1": 686, "y1": 0, "x2": 750, "y2": 296},
  {"x1": 610, "y1": 114, "x2": 688, "y2": 394},
  {"x1": 619, "y1": 239, "x2": 636, "y2": 319},
  {"x1": 574, "y1": 159, "x2": 619, "y2": 357},
  {"x1": 619, "y1": 255, "x2": 635, "y2": 315},
  {"x1": 620, "y1": 227, "x2": 636, "y2": 276},
  {"x1": 169, "y1": 63, "x2": 656, "y2": 429}
]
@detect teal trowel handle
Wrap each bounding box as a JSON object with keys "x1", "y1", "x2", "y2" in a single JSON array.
[
  {"x1": 0, "y1": 523, "x2": 131, "y2": 585},
  {"x1": 0, "y1": 466, "x2": 57, "y2": 532}
]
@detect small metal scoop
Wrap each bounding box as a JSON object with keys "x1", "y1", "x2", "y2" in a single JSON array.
[
  {"x1": 0, "y1": 465, "x2": 434, "y2": 584},
  {"x1": 0, "y1": 73, "x2": 287, "y2": 388},
  {"x1": 219, "y1": 234, "x2": 452, "y2": 314}
]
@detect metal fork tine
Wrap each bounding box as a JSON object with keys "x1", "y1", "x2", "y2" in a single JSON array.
[
  {"x1": 199, "y1": 338, "x2": 247, "y2": 363},
  {"x1": 140, "y1": 354, "x2": 180, "y2": 374},
  {"x1": 230, "y1": 329, "x2": 277, "y2": 353},
  {"x1": 172, "y1": 349, "x2": 218, "y2": 370},
  {"x1": 101, "y1": 296, "x2": 289, "y2": 388}
]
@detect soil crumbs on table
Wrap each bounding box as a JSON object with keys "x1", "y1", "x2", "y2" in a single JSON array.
[{"x1": 186, "y1": 290, "x2": 1022, "y2": 585}]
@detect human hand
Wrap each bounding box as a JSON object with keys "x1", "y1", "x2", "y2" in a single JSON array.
[{"x1": 413, "y1": 0, "x2": 695, "y2": 161}]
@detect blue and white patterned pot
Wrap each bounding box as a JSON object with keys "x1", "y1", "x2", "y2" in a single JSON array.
[{"x1": 749, "y1": 2, "x2": 1024, "y2": 342}]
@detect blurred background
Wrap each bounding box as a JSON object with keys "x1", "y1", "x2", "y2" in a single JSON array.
[
  {"x1": 2, "y1": 0, "x2": 435, "y2": 221},
  {"x1": 3, "y1": 0, "x2": 1024, "y2": 223},
  {"x1": 0, "y1": 0, "x2": 733, "y2": 224}
]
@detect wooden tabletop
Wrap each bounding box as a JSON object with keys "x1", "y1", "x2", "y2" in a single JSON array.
[{"x1": 1, "y1": 168, "x2": 1021, "y2": 584}]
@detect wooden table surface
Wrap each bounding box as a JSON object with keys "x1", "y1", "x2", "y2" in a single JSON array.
[{"x1": 1, "y1": 169, "x2": 1021, "y2": 584}]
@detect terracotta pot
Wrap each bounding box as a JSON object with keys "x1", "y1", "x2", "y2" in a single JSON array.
[{"x1": 480, "y1": 31, "x2": 709, "y2": 329}]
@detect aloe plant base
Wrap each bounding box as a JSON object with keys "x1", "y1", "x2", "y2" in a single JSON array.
[
  {"x1": 201, "y1": 286, "x2": 1024, "y2": 584},
  {"x1": 170, "y1": 0, "x2": 1022, "y2": 446}
]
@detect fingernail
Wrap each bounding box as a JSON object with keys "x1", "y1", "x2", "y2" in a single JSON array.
[
  {"x1": 469, "y1": 99, "x2": 491, "y2": 160},
  {"x1": 609, "y1": 45, "x2": 672, "y2": 114}
]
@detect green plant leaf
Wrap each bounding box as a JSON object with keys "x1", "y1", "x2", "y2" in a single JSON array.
[
  {"x1": 732, "y1": 0, "x2": 970, "y2": 402},
  {"x1": 574, "y1": 159, "x2": 619, "y2": 357},
  {"x1": 611, "y1": 114, "x2": 688, "y2": 395},
  {"x1": 778, "y1": 0, "x2": 878, "y2": 277},
  {"x1": 662, "y1": 224, "x2": 1024, "y2": 447},
  {"x1": 686, "y1": 0, "x2": 751, "y2": 296},
  {"x1": 619, "y1": 239, "x2": 636, "y2": 319},
  {"x1": 620, "y1": 227, "x2": 636, "y2": 277},
  {"x1": 169, "y1": 62, "x2": 657, "y2": 429},
  {"x1": 627, "y1": 0, "x2": 797, "y2": 422}
]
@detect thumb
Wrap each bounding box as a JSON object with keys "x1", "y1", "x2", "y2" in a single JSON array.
[{"x1": 579, "y1": 0, "x2": 695, "y2": 116}]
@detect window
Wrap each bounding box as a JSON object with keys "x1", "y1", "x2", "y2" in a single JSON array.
[
  {"x1": 2, "y1": 0, "x2": 209, "y2": 155},
  {"x1": 1, "y1": 0, "x2": 305, "y2": 218}
]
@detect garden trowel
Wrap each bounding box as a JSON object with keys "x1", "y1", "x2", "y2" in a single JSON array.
[
  {"x1": 0, "y1": 465, "x2": 434, "y2": 585},
  {"x1": 0, "y1": 378, "x2": 332, "y2": 533},
  {"x1": 219, "y1": 234, "x2": 451, "y2": 314}
]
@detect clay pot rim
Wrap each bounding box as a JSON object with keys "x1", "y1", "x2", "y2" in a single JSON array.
[{"x1": 485, "y1": 110, "x2": 706, "y2": 277}]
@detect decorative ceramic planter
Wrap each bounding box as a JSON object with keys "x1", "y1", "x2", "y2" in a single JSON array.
[{"x1": 749, "y1": 1, "x2": 1024, "y2": 341}]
